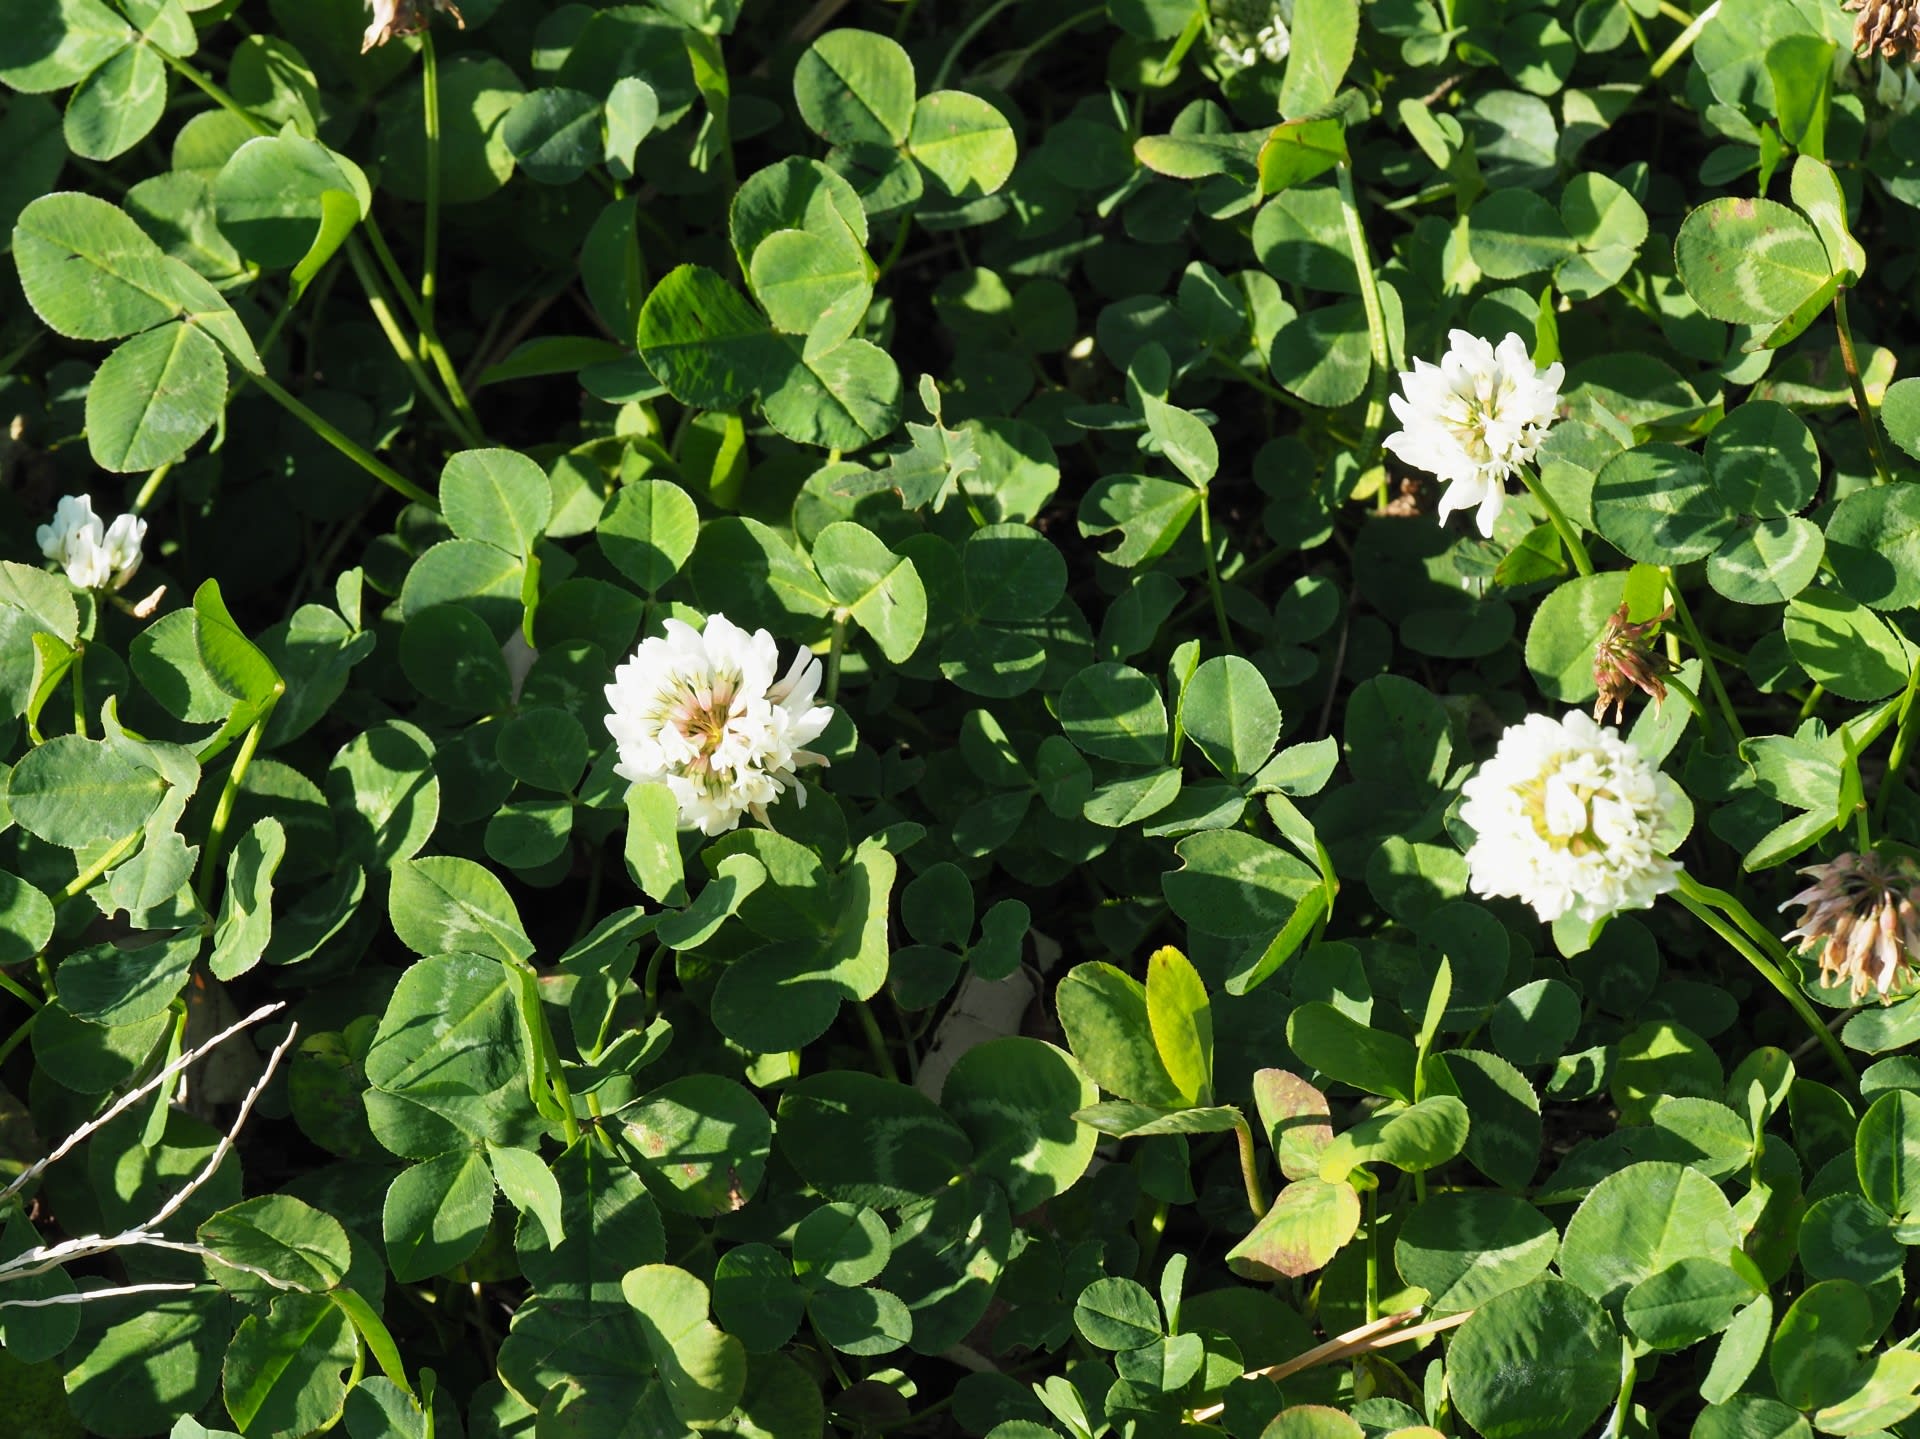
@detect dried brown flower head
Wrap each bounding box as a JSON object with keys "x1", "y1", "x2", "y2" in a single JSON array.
[
  {"x1": 1592, "y1": 602, "x2": 1672, "y2": 724},
  {"x1": 362, "y1": 0, "x2": 465, "y2": 52},
  {"x1": 1780, "y1": 850, "x2": 1920, "y2": 1004},
  {"x1": 1847, "y1": 0, "x2": 1920, "y2": 61},
  {"x1": 1384, "y1": 474, "x2": 1428, "y2": 518}
]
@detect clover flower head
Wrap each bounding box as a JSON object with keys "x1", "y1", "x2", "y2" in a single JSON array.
[
  {"x1": 36, "y1": 494, "x2": 146, "y2": 592},
  {"x1": 603, "y1": 613, "x2": 834, "y2": 837},
  {"x1": 361, "y1": 0, "x2": 464, "y2": 51},
  {"x1": 1847, "y1": 0, "x2": 1920, "y2": 62},
  {"x1": 1592, "y1": 602, "x2": 1673, "y2": 725},
  {"x1": 1780, "y1": 850, "x2": 1920, "y2": 1004},
  {"x1": 1459, "y1": 710, "x2": 1684, "y2": 927},
  {"x1": 1213, "y1": 0, "x2": 1291, "y2": 68},
  {"x1": 1382, "y1": 330, "x2": 1564, "y2": 539}
]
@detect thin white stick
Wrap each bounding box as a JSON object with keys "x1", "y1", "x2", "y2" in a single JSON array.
[
  {"x1": 146, "y1": 1021, "x2": 298, "y2": 1231},
  {"x1": 0, "y1": 1018, "x2": 304, "y2": 1301},
  {"x1": 0, "y1": 1281, "x2": 199, "y2": 1308},
  {"x1": 0, "y1": 1235, "x2": 304, "y2": 1292},
  {"x1": 0, "y1": 1001, "x2": 285, "y2": 1204}
]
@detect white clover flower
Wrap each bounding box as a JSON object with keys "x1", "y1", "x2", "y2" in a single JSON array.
[
  {"x1": 1213, "y1": 0, "x2": 1290, "y2": 68},
  {"x1": 1458, "y1": 711, "x2": 1683, "y2": 927},
  {"x1": 604, "y1": 613, "x2": 833, "y2": 837},
  {"x1": 36, "y1": 494, "x2": 146, "y2": 592},
  {"x1": 1382, "y1": 330, "x2": 1564, "y2": 539}
]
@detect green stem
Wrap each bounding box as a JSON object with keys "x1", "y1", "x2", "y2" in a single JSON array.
[
  {"x1": 1363, "y1": 1184, "x2": 1379, "y2": 1324},
  {"x1": 1660, "y1": 673, "x2": 1712, "y2": 731},
  {"x1": 194, "y1": 707, "x2": 275, "y2": 907},
  {"x1": 1623, "y1": 4, "x2": 1653, "y2": 54},
  {"x1": 1693, "y1": 874, "x2": 1799, "y2": 970},
  {"x1": 361, "y1": 217, "x2": 431, "y2": 333},
  {"x1": 1834, "y1": 290, "x2": 1894, "y2": 487},
  {"x1": 1518, "y1": 467, "x2": 1594, "y2": 577},
  {"x1": 538, "y1": 999, "x2": 582, "y2": 1147},
  {"x1": 1232, "y1": 1113, "x2": 1269, "y2": 1221},
  {"x1": 359, "y1": 220, "x2": 485, "y2": 440},
  {"x1": 0, "y1": 1013, "x2": 37, "y2": 1069},
  {"x1": 420, "y1": 33, "x2": 443, "y2": 336},
  {"x1": 58, "y1": 828, "x2": 143, "y2": 904},
  {"x1": 854, "y1": 1001, "x2": 898, "y2": 1082},
  {"x1": 931, "y1": 0, "x2": 1020, "y2": 88},
  {"x1": 811, "y1": 1319, "x2": 854, "y2": 1390},
  {"x1": 1674, "y1": 873, "x2": 1856, "y2": 1085},
  {"x1": 345, "y1": 238, "x2": 483, "y2": 448},
  {"x1": 875, "y1": 215, "x2": 913, "y2": 281},
  {"x1": 1138, "y1": 1196, "x2": 1169, "y2": 1275},
  {"x1": 1874, "y1": 666, "x2": 1920, "y2": 827},
  {"x1": 1610, "y1": 1346, "x2": 1638, "y2": 1438},
  {"x1": 1335, "y1": 162, "x2": 1393, "y2": 451},
  {"x1": 144, "y1": 1000, "x2": 188, "y2": 1147},
  {"x1": 0, "y1": 969, "x2": 42, "y2": 1013},
  {"x1": 1648, "y1": 0, "x2": 1720, "y2": 78},
  {"x1": 156, "y1": 51, "x2": 270, "y2": 136},
  {"x1": 642, "y1": 943, "x2": 668, "y2": 1016},
  {"x1": 824, "y1": 611, "x2": 849, "y2": 703},
  {"x1": 1209, "y1": 349, "x2": 1310, "y2": 414},
  {"x1": 997, "y1": 4, "x2": 1104, "y2": 83},
  {"x1": 1198, "y1": 490, "x2": 1233, "y2": 648},
  {"x1": 245, "y1": 369, "x2": 436, "y2": 508},
  {"x1": 70, "y1": 646, "x2": 86, "y2": 739},
  {"x1": 1665, "y1": 576, "x2": 1743, "y2": 741},
  {"x1": 131, "y1": 461, "x2": 174, "y2": 515}
]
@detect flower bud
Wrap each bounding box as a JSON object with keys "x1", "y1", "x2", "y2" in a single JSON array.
[{"x1": 1592, "y1": 603, "x2": 1673, "y2": 725}]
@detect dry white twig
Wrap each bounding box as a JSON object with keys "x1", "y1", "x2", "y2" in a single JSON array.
[
  {"x1": 0, "y1": 1011, "x2": 303, "y2": 1303},
  {"x1": 0, "y1": 1233, "x2": 303, "y2": 1291},
  {"x1": 146, "y1": 1020, "x2": 298, "y2": 1232},
  {"x1": 0, "y1": 1280, "x2": 197, "y2": 1309},
  {"x1": 0, "y1": 1001, "x2": 285, "y2": 1205}
]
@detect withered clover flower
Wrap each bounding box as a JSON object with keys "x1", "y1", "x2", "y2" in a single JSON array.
[
  {"x1": 1780, "y1": 850, "x2": 1920, "y2": 1004},
  {"x1": 362, "y1": 0, "x2": 465, "y2": 52},
  {"x1": 1847, "y1": 0, "x2": 1920, "y2": 61},
  {"x1": 1592, "y1": 603, "x2": 1673, "y2": 725}
]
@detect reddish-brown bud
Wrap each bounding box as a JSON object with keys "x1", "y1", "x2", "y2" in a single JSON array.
[{"x1": 1592, "y1": 603, "x2": 1672, "y2": 725}]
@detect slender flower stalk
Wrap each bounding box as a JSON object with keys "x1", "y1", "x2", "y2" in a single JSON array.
[
  {"x1": 604, "y1": 614, "x2": 835, "y2": 836},
  {"x1": 1833, "y1": 291, "x2": 1895, "y2": 487},
  {"x1": 1383, "y1": 330, "x2": 1565, "y2": 540},
  {"x1": 1674, "y1": 873, "x2": 1857, "y2": 1084}
]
